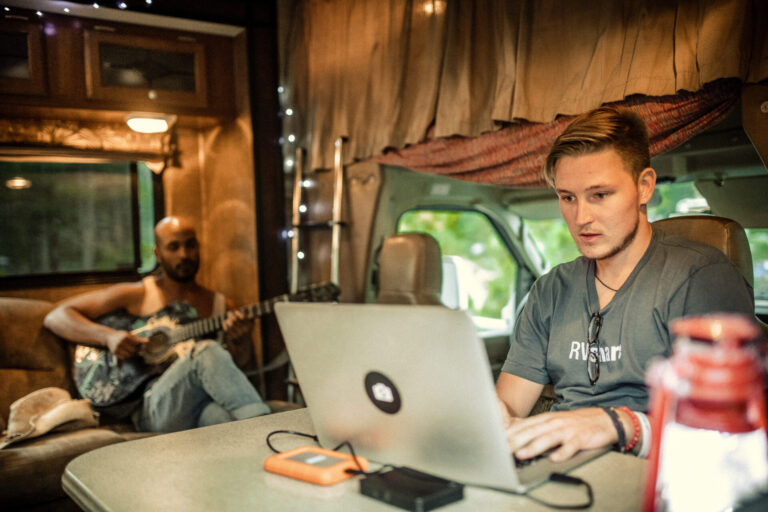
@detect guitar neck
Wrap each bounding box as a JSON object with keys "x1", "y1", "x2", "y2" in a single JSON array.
[{"x1": 170, "y1": 293, "x2": 291, "y2": 344}]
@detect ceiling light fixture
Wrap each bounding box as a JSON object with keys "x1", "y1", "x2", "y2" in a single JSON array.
[{"x1": 125, "y1": 113, "x2": 177, "y2": 134}]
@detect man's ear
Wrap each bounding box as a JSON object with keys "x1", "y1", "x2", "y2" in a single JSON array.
[{"x1": 637, "y1": 167, "x2": 656, "y2": 205}]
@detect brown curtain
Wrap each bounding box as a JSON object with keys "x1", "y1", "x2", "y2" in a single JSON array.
[
  {"x1": 374, "y1": 79, "x2": 740, "y2": 187},
  {"x1": 278, "y1": 0, "x2": 767, "y2": 179}
]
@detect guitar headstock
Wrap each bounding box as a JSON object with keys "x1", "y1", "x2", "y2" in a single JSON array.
[{"x1": 291, "y1": 282, "x2": 341, "y2": 303}]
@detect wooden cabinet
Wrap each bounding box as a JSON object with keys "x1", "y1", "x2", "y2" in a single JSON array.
[
  {"x1": 84, "y1": 28, "x2": 208, "y2": 109},
  {"x1": 0, "y1": 8, "x2": 235, "y2": 119},
  {"x1": 0, "y1": 18, "x2": 46, "y2": 96}
]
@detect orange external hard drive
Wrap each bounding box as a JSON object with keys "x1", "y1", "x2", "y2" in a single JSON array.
[{"x1": 264, "y1": 445, "x2": 369, "y2": 486}]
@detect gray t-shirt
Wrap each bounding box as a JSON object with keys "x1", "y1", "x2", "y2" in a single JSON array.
[{"x1": 501, "y1": 229, "x2": 754, "y2": 412}]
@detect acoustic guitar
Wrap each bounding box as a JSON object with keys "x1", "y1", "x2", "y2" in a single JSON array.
[{"x1": 73, "y1": 282, "x2": 340, "y2": 407}]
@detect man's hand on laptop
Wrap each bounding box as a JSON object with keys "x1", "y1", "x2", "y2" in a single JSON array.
[{"x1": 503, "y1": 408, "x2": 617, "y2": 462}]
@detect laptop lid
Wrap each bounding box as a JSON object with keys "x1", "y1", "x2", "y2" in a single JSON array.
[{"x1": 274, "y1": 302, "x2": 523, "y2": 491}]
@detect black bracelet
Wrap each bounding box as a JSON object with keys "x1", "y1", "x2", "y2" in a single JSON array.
[{"x1": 602, "y1": 406, "x2": 625, "y2": 452}]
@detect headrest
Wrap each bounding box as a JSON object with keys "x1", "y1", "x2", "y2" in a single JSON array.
[
  {"x1": 0, "y1": 387, "x2": 98, "y2": 449},
  {"x1": 376, "y1": 233, "x2": 443, "y2": 305},
  {"x1": 652, "y1": 215, "x2": 753, "y2": 286}
]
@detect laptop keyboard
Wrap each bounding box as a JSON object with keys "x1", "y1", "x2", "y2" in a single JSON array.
[{"x1": 513, "y1": 451, "x2": 549, "y2": 468}]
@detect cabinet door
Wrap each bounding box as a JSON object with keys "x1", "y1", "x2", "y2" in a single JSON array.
[
  {"x1": 84, "y1": 29, "x2": 207, "y2": 108},
  {"x1": 0, "y1": 19, "x2": 46, "y2": 96}
]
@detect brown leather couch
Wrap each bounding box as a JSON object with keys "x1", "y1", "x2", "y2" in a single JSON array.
[{"x1": 0, "y1": 297, "x2": 155, "y2": 511}]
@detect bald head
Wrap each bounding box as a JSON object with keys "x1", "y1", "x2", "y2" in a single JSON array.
[
  {"x1": 153, "y1": 216, "x2": 200, "y2": 282},
  {"x1": 154, "y1": 216, "x2": 196, "y2": 246}
]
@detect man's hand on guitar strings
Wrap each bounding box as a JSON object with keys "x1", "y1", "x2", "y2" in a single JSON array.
[
  {"x1": 106, "y1": 330, "x2": 148, "y2": 360},
  {"x1": 222, "y1": 310, "x2": 254, "y2": 345}
]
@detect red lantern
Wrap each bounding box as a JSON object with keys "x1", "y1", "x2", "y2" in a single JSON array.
[{"x1": 643, "y1": 314, "x2": 768, "y2": 511}]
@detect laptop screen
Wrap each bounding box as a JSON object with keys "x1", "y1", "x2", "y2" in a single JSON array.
[{"x1": 274, "y1": 302, "x2": 522, "y2": 490}]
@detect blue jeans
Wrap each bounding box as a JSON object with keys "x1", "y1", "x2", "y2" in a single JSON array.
[{"x1": 134, "y1": 341, "x2": 270, "y2": 432}]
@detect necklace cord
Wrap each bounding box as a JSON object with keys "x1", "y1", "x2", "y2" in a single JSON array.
[{"x1": 594, "y1": 273, "x2": 619, "y2": 292}]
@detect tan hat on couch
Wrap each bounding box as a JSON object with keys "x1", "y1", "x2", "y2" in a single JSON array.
[{"x1": 0, "y1": 387, "x2": 98, "y2": 449}]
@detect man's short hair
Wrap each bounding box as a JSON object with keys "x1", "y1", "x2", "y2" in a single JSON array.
[{"x1": 544, "y1": 106, "x2": 651, "y2": 187}]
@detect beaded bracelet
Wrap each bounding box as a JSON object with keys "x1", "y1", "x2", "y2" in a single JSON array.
[
  {"x1": 618, "y1": 406, "x2": 641, "y2": 453},
  {"x1": 602, "y1": 407, "x2": 625, "y2": 451},
  {"x1": 634, "y1": 411, "x2": 652, "y2": 458}
]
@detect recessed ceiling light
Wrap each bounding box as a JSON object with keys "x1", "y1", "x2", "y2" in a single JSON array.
[{"x1": 6, "y1": 177, "x2": 32, "y2": 190}]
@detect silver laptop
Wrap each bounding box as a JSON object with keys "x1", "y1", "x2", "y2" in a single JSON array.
[{"x1": 274, "y1": 302, "x2": 607, "y2": 492}]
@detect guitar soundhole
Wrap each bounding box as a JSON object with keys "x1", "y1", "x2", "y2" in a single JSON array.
[{"x1": 145, "y1": 332, "x2": 170, "y2": 356}]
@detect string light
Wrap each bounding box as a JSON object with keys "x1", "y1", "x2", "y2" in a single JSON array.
[
  {"x1": 3, "y1": 7, "x2": 10, "y2": 12},
  {"x1": 285, "y1": 108, "x2": 294, "y2": 116},
  {"x1": 298, "y1": 204, "x2": 308, "y2": 213},
  {"x1": 301, "y1": 179, "x2": 314, "y2": 188},
  {"x1": 64, "y1": 7, "x2": 70, "y2": 13},
  {"x1": 285, "y1": 158, "x2": 294, "y2": 167},
  {"x1": 297, "y1": 251, "x2": 306, "y2": 260},
  {"x1": 287, "y1": 134, "x2": 296, "y2": 143},
  {"x1": 277, "y1": 86, "x2": 285, "y2": 94},
  {"x1": 117, "y1": 2, "x2": 127, "y2": 9},
  {"x1": 36, "y1": 10, "x2": 43, "y2": 16},
  {"x1": 92, "y1": 3, "x2": 100, "y2": 9}
]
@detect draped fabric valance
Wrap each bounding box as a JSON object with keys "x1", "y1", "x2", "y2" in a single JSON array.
[
  {"x1": 278, "y1": 0, "x2": 767, "y2": 182},
  {"x1": 374, "y1": 79, "x2": 740, "y2": 186}
]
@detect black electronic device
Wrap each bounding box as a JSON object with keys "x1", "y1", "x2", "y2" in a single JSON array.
[{"x1": 359, "y1": 467, "x2": 464, "y2": 512}]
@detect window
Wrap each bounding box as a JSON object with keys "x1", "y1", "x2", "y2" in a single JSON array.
[
  {"x1": 0, "y1": 161, "x2": 158, "y2": 282},
  {"x1": 523, "y1": 218, "x2": 579, "y2": 271},
  {"x1": 647, "y1": 182, "x2": 768, "y2": 307},
  {"x1": 745, "y1": 228, "x2": 768, "y2": 308},
  {"x1": 397, "y1": 209, "x2": 518, "y2": 337}
]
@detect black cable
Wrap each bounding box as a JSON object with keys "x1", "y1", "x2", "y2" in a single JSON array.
[
  {"x1": 332, "y1": 440, "x2": 393, "y2": 476},
  {"x1": 266, "y1": 429, "x2": 319, "y2": 453},
  {"x1": 527, "y1": 473, "x2": 594, "y2": 509},
  {"x1": 265, "y1": 430, "x2": 594, "y2": 508},
  {"x1": 472, "y1": 473, "x2": 595, "y2": 510}
]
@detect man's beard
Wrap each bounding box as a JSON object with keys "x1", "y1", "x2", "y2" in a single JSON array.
[
  {"x1": 161, "y1": 259, "x2": 199, "y2": 283},
  {"x1": 595, "y1": 217, "x2": 639, "y2": 262}
]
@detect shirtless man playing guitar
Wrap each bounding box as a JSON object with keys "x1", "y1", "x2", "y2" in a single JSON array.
[{"x1": 44, "y1": 216, "x2": 271, "y2": 432}]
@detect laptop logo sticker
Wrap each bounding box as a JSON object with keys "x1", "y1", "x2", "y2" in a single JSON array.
[{"x1": 364, "y1": 371, "x2": 401, "y2": 414}]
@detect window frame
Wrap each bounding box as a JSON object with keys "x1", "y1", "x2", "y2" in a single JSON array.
[
  {"x1": 394, "y1": 205, "x2": 537, "y2": 321},
  {"x1": 0, "y1": 161, "x2": 163, "y2": 290}
]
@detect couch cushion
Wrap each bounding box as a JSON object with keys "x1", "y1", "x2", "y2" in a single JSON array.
[
  {"x1": 0, "y1": 298, "x2": 62, "y2": 369},
  {"x1": 0, "y1": 428, "x2": 152, "y2": 507},
  {"x1": 0, "y1": 298, "x2": 75, "y2": 424}
]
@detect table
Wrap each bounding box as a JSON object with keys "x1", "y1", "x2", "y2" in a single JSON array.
[{"x1": 63, "y1": 409, "x2": 648, "y2": 511}]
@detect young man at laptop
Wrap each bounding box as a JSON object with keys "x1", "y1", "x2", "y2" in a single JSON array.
[
  {"x1": 496, "y1": 106, "x2": 754, "y2": 462},
  {"x1": 44, "y1": 216, "x2": 271, "y2": 432}
]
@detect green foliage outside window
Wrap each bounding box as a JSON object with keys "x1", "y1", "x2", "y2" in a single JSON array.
[
  {"x1": 397, "y1": 210, "x2": 518, "y2": 320},
  {"x1": 0, "y1": 161, "x2": 156, "y2": 278},
  {"x1": 746, "y1": 229, "x2": 768, "y2": 301}
]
